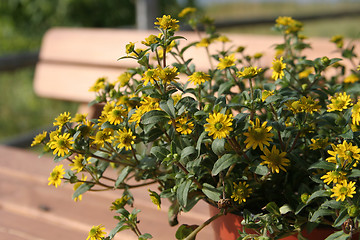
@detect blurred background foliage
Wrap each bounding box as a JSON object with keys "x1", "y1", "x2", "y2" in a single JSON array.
[{"x1": 0, "y1": 0, "x2": 359, "y2": 143}]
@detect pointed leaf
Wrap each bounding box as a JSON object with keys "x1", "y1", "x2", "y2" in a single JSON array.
[{"x1": 211, "y1": 154, "x2": 238, "y2": 176}]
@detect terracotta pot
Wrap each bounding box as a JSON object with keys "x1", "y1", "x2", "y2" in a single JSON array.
[{"x1": 209, "y1": 206, "x2": 348, "y2": 240}]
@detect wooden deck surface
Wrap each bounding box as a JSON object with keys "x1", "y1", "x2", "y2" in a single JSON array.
[{"x1": 0, "y1": 145, "x2": 215, "y2": 240}]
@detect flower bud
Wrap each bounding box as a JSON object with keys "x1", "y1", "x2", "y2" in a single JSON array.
[
  {"x1": 348, "y1": 205, "x2": 360, "y2": 217},
  {"x1": 321, "y1": 56, "x2": 330, "y2": 66},
  {"x1": 204, "y1": 103, "x2": 213, "y2": 113},
  {"x1": 301, "y1": 193, "x2": 309, "y2": 203},
  {"x1": 214, "y1": 104, "x2": 221, "y2": 113}
]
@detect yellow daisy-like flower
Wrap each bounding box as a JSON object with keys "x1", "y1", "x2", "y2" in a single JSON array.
[
  {"x1": 271, "y1": 57, "x2": 286, "y2": 80},
  {"x1": 253, "y1": 52, "x2": 263, "y2": 59},
  {"x1": 275, "y1": 16, "x2": 295, "y2": 27},
  {"x1": 321, "y1": 171, "x2": 346, "y2": 185},
  {"x1": 204, "y1": 112, "x2": 233, "y2": 139},
  {"x1": 110, "y1": 196, "x2": 130, "y2": 211},
  {"x1": 357, "y1": 65, "x2": 360, "y2": 71},
  {"x1": 178, "y1": 7, "x2": 196, "y2": 18},
  {"x1": 141, "y1": 34, "x2": 158, "y2": 46},
  {"x1": 31, "y1": 131, "x2": 47, "y2": 147},
  {"x1": 217, "y1": 35, "x2": 231, "y2": 43},
  {"x1": 299, "y1": 68, "x2": 314, "y2": 79},
  {"x1": 48, "y1": 165, "x2": 65, "y2": 188},
  {"x1": 327, "y1": 140, "x2": 360, "y2": 168},
  {"x1": 48, "y1": 132, "x2": 74, "y2": 157},
  {"x1": 154, "y1": 15, "x2": 179, "y2": 31},
  {"x1": 157, "y1": 66, "x2": 179, "y2": 84},
  {"x1": 129, "y1": 107, "x2": 146, "y2": 126},
  {"x1": 330, "y1": 35, "x2": 344, "y2": 48},
  {"x1": 148, "y1": 189, "x2": 161, "y2": 210},
  {"x1": 107, "y1": 105, "x2": 127, "y2": 125},
  {"x1": 260, "y1": 145, "x2": 290, "y2": 173},
  {"x1": 327, "y1": 92, "x2": 352, "y2": 112},
  {"x1": 86, "y1": 225, "x2": 106, "y2": 240},
  {"x1": 299, "y1": 96, "x2": 321, "y2": 114},
  {"x1": 217, "y1": 54, "x2": 236, "y2": 70},
  {"x1": 231, "y1": 182, "x2": 252, "y2": 204},
  {"x1": 309, "y1": 138, "x2": 330, "y2": 150},
  {"x1": 330, "y1": 180, "x2": 356, "y2": 201},
  {"x1": 117, "y1": 72, "x2": 132, "y2": 87},
  {"x1": 140, "y1": 96, "x2": 161, "y2": 112},
  {"x1": 112, "y1": 128, "x2": 136, "y2": 151},
  {"x1": 237, "y1": 66, "x2": 262, "y2": 79},
  {"x1": 175, "y1": 117, "x2": 194, "y2": 135},
  {"x1": 261, "y1": 90, "x2": 275, "y2": 102},
  {"x1": 125, "y1": 42, "x2": 135, "y2": 55},
  {"x1": 196, "y1": 38, "x2": 212, "y2": 48},
  {"x1": 73, "y1": 174, "x2": 87, "y2": 202},
  {"x1": 69, "y1": 154, "x2": 91, "y2": 173},
  {"x1": 71, "y1": 113, "x2": 88, "y2": 123},
  {"x1": 53, "y1": 112, "x2": 71, "y2": 127},
  {"x1": 344, "y1": 74, "x2": 359, "y2": 84},
  {"x1": 285, "y1": 100, "x2": 302, "y2": 114},
  {"x1": 91, "y1": 129, "x2": 113, "y2": 148},
  {"x1": 142, "y1": 69, "x2": 159, "y2": 85},
  {"x1": 172, "y1": 94, "x2": 182, "y2": 105},
  {"x1": 89, "y1": 77, "x2": 106, "y2": 92},
  {"x1": 188, "y1": 71, "x2": 211, "y2": 85},
  {"x1": 244, "y1": 118, "x2": 274, "y2": 151},
  {"x1": 352, "y1": 102, "x2": 360, "y2": 125}
]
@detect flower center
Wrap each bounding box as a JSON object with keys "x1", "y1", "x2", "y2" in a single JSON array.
[
  {"x1": 340, "y1": 186, "x2": 348, "y2": 194},
  {"x1": 51, "y1": 171, "x2": 59, "y2": 179},
  {"x1": 57, "y1": 139, "x2": 66, "y2": 147},
  {"x1": 215, "y1": 122, "x2": 223, "y2": 130},
  {"x1": 253, "y1": 127, "x2": 265, "y2": 140},
  {"x1": 273, "y1": 62, "x2": 282, "y2": 72},
  {"x1": 345, "y1": 150, "x2": 353, "y2": 157}
]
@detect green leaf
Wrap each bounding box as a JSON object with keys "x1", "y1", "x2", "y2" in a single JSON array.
[
  {"x1": 141, "y1": 110, "x2": 169, "y2": 125},
  {"x1": 202, "y1": 183, "x2": 221, "y2": 202},
  {"x1": 108, "y1": 221, "x2": 130, "y2": 239},
  {"x1": 177, "y1": 179, "x2": 192, "y2": 208},
  {"x1": 211, "y1": 154, "x2": 238, "y2": 176},
  {"x1": 218, "y1": 81, "x2": 233, "y2": 96},
  {"x1": 211, "y1": 138, "x2": 226, "y2": 156},
  {"x1": 349, "y1": 169, "x2": 360, "y2": 178},
  {"x1": 54, "y1": 152, "x2": 72, "y2": 163},
  {"x1": 266, "y1": 202, "x2": 280, "y2": 215},
  {"x1": 308, "y1": 161, "x2": 336, "y2": 171},
  {"x1": 325, "y1": 230, "x2": 350, "y2": 240},
  {"x1": 115, "y1": 166, "x2": 132, "y2": 188},
  {"x1": 150, "y1": 146, "x2": 170, "y2": 161},
  {"x1": 333, "y1": 208, "x2": 349, "y2": 228},
  {"x1": 309, "y1": 208, "x2": 334, "y2": 222},
  {"x1": 196, "y1": 131, "x2": 208, "y2": 156},
  {"x1": 175, "y1": 224, "x2": 197, "y2": 240},
  {"x1": 180, "y1": 146, "x2": 197, "y2": 161},
  {"x1": 160, "y1": 99, "x2": 176, "y2": 119},
  {"x1": 307, "y1": 190, "x2": 330, "y2": 203},
  {"x1": 72, "y1": 183, "x2": 94, "y2": 200},
  {"x1": 279, "y1": 204, "x2": 293, "y2": 215},
  {"x1": 139, "y1": 233, "x2": 153, "y2": 240}
]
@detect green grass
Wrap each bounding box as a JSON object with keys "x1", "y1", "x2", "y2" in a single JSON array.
[{"x1": 0, "y1": 68, "x2": 78, "y2": 141}]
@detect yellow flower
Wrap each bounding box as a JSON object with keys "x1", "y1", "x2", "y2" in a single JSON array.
[
  {"x1": 327, "y1": 92, "x2": 352, "y2": 112},
  {"x1": 71, "y1": 113, "x2": 88, "y2": 123},
  {"x1": 48, "y1": 165, "x2": 65, "y2": 188},
  {"x1": 261, "y1": 90, "x2": 274, "y2": 102},
  {"x1": 73, "y1": 175, "x2": 87, "y2": 202},
  {"x1": 175, "y1": 117, "x2": 194, "y2": 135},
  {"x1": 91, "y1": 129, "x2": 113, "y2": 148},
  {"x1": 148, "y1": 189, "x2": 161, "y2": 210},
  {"x1": 154, "y1": 15, "x2": 179, "y2": 31},
  {"x1": 178, "y1": 7, "x2": 196, "y2": 18},
  {"x1": 89, "y1": 77, "x2": 106, "y2": 92},
  {"x1": 321, "y1": 171, "x2": 346, "y2": 185},
  {"x1": 253, "y1": 52, "x2": 263, "y2": 59},
  {"x1": 157, "y1": 66, "x2": 179, "y2": 84},
  {"x1": 299, "y1": 96, "x2": 321, "y2": 114},
  {"x1": 231, "y1": 182, "x2": 252, "y2": 204},
  {"x1": 237, "y1": 66, "x2": 262, "y2": 79},
  {"x1": 309, "y1": 138, "x2": 330, "y2": 150},
  {"x1": 141, "y1": 34, "x2": 158, "y2": 46},
  {"x1": 48, "y1": 132, "x2": 74, "y2": 157},
  {"x1": 357, "y1": 65, "x2": 360, "y2": 71},
  {"x1": 129, "y1": 107, "x2": 146, "y2": 126},
  {"x1": 271, "y1": 57, "x2": 286, "y2": 80},
  {"x1": 142, "y1": 68, "x2": 159, "y2": 85},
  {"x1": 217, "y1": 54, "x2": 236, "y2": 70},
  {"x1": 275, "y1": 16, "x2": 303, "y2": 34},
  {"x1": 172, "y1": 94, "x2": 182, "y2": 105},
  {"x1": 276, "y1": 16, "x2": 295, "y2": 26},
  {"x1": 204, "y1": 112, "x2": 233, "y2": 139},
  {"x1": 260, "y1": 145, "x2": 290, "y2": 173},
  {"x1": 107, "y1": 105, "x2": 127, "y2": 125},
  {"x1": 110, "y1": 196, "x2": 130, "y2": 211},
  {"x1": 344, "y1": 74, "x2": 359, "y2": 84},
  {"x1": 53, "y1": 112, "x2": 71, "y2": 127},
  {"x1": 244, "y1": 118, "x2": 273, "y2": 151},
  {"x1": 352, "y1": 102, "x2": 360, "y2": 125},
  {"x1": 196, "y1": 38, "x2": 212, "y2": 48},
  {"x1": 327, "y1": 140, "x2": 360, "y2": 168},
  {"x1": 117, "y1": 72, "x2": 132, "y2": 87},
  {"x1": 31, "y1": 131, "x2": 47, "y2": 147},
  {"x1": 87, "y1": 225, "x2": 106, "y2": 240},
  {"x1": 125, "y1": 42, "x2": 135, "y2": 55},
  {"x1": 69, "y1": 154, "x2": 91, "y2": 173},
  {"x1": 285, "y1": 100, "x2": 302, "y2": 114},
  {"x1": 217, "y1": 35, "x2": 231, "y2": 43},
  {"x1": 112, "y1": 128, "x2": 136, "y2": 151},
  {"x1": 330, "y1": 35, "x2": 344, "y2": 48},
  {"x1": 140, "y1": 96, "x2": 161, "y2": 112},
  {"x1": 331, "y1": 180, "x2": 356, "y2": 201},
  {"x1": 188, "y1": 71, "x2": 211, "y2": 85},
  {"x1": 299, "y1": 68, "x2": 314, "y2": 79}
]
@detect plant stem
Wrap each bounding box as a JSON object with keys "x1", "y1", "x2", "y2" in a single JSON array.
[{"x1": 184, "y1": 211, "x2": 224, "y2": 240}]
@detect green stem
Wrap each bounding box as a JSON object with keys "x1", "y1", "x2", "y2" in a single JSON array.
[{"x1": 184, "y1": 211, "x2": 224, "y2": 240}]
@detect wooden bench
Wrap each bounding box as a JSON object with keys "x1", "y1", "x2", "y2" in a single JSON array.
[{"x1": 1, "y1": 27, "x2": 359, "y2": 240}]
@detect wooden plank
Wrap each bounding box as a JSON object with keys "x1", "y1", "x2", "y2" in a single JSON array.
[{"x1": 0, "y1": 145, "x2": 215, "y2": 240}]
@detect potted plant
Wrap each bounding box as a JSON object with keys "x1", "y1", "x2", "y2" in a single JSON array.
[{"x1": 32, "y1": 8, "x2": 360, "y2": 240}]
